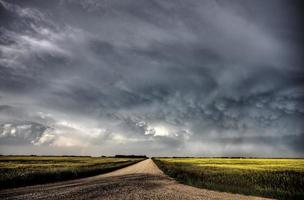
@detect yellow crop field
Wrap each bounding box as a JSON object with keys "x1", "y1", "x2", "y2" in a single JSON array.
[{"x1": 153, "y1": 158, "x2": 304, "y2": 199}]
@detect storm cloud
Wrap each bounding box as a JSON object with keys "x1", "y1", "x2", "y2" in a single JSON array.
[{"x1": 0, "y1": 0, "x2": 303, "y2": 157}]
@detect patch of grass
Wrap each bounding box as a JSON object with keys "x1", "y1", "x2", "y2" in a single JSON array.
[
  {"x1": 153, "y1": 157, "x2": 304, "y2": 200},
  {"x1": 0, "y1": 156, "x2": 144, "y2": 189}
]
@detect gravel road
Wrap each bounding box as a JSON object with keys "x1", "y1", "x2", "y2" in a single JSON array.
[{"x1": 0, "y1": 159, "x2": 272, "y2": 200}]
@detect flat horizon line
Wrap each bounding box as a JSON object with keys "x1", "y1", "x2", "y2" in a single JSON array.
[{"x1": 1, "y1": 154, "x2": 304, "y2": 159}]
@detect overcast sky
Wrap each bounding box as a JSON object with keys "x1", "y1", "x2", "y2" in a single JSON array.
[{"x1": 0, "y1": 0, "x2": 303, "y2": 157}]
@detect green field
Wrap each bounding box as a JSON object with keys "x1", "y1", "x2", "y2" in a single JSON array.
[
  {"x1": 153, "y1": 158, "x2": 304, "y2": 200},
  {"x1": 0, "y1": 156, "x2": 144, "y2": 189}
]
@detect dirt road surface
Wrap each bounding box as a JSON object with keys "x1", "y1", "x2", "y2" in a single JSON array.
[{"x1": 0, "y1": 159, "x2": 272, "y2": 200}]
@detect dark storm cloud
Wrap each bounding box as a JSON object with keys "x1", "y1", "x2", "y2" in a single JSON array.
[{"x1": 0, "y1": 0, "x2": 303, "y2": 156}]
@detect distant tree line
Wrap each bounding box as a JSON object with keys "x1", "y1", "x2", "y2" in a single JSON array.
[{"x1": 115, "y1": 155, "x2": 147, "y2": 158}]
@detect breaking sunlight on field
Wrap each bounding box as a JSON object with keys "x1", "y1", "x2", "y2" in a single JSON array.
[
  {"x1": 153, "y1": 158, "x2": 304, "y2": 199},
  {"x1": 0, "y1": 156, "x2": 144, "y2": 189}
]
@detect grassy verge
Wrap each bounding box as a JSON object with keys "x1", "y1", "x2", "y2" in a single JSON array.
[
  {"x1": 0, "y1": 156, "x2": 144, "y2": 189},
  {"x1": 153, "y1": 157, "x2": 304, "y2": 200}
]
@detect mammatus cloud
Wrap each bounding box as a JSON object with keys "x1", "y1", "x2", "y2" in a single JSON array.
[{"x1": 0, "y1": 0, "x2": 303, "y2": 156}]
